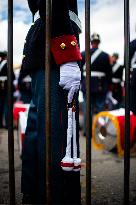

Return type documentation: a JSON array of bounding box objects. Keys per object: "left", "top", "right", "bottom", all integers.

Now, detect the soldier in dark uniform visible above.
[
  {"left": 110, "top": 53, "right": 124, "bottom": 109},
  {"left": 0, "top": 51, "right": 15, "bottom": 128},
  {"left": 81, "top": 33, "right": 112, "bottom": 135},
  {"left": 21, "top": 0, "right": 82, "bottom": 204},
  {"left": 130, "top": 39, "right": 136, "bottom": 114}
]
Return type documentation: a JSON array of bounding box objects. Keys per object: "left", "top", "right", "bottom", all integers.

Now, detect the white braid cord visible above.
[
  {"left": 66, "top": 108, "right": 73, "bottom": 157},
  {"left": 61, "top": 108, "right": 74, "bottom": 171},
  {"left": 61, "top": 102, "right": 81, "bottom": 172}
]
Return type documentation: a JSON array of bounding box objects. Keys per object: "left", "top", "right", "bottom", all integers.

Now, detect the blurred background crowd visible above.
[
  {"left": 0, "top": 32, "right": 135, "bottom": 130},
  {"left": 0, "top": 0, "right": 136, "bottom": 130}
]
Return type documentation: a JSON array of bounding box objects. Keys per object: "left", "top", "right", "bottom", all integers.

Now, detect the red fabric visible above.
[
  {"left": 117, "top": 114, "right": 136, "bottom": 149},
  {"left": 21, "top": 133, "right": 25, "bottom": 147},
  {"left": 73, "top": 165, "right": 81, "bottom": 169},
  {"left": 21, "top": 133, "right": 25, "bottom": 144},
  {"left": 108, "top": 84, "right": 113, "bottom": 91},
  {"left": 51, "top": 35, "right": 82, "bottom": 65},
  {"left": 61, "top": 162, "right": 74, "bottom": 167},
  {"left": 13, "top": 101, "right": 27, "bottom": 122}
]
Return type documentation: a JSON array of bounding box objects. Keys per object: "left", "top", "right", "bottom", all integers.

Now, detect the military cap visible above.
[
  {"left": 0, "top": 51, "right": 7, "bottom": 58},
  {"left": 112, "top": 52, "right": 119, "bottom": 59},
  {"left": 90, "top": 33, "right": 101, "bottom": 43}
]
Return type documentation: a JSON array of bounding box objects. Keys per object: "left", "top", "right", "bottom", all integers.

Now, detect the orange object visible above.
[{"left": 92, "top": 108, "right": 136, "bottom": 156}]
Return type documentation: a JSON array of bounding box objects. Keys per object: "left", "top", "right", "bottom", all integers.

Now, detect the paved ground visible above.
[
  {"left": 80, "top": 131, "right": 136, "bottom": 205},
  {"left": 0, "top": 129, "right": 136, "bottom": 205}
]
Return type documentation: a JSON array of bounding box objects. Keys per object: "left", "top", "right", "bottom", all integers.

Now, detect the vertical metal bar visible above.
[
  {"left": 85, "top": 0, "right": 91, "bottom": 204},
  {"left": 124, "top": 0, "right": 130, "bottom": 204},
  {"left": 45, "top": 0, "right": 52, "bottom": 204},
  {"left": 8, "top": 0, "right": 16, "bottom": 204}
]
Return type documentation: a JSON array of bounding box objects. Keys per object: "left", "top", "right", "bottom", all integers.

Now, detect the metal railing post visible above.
[
  {"left": 85, "top": 0, "right": 91, "bottom": 204},
  {"left": 124, "top": 0, "right": 130, "bottom": 204},
  {"left": 8, "top": 0, "right": 16, "bottom": 204},
  {"left": 45, "top": 0, "right": 52, "bottom": 204}
]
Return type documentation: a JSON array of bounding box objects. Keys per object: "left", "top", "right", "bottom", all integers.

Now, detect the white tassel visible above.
[
  {"left": 61, "top": 108, "right": 74, "bottom": 171},
  {"left": 61, "top": 100, "right": 81, "bottom": 172},
  {"left": 72, "top": 108, "right": 81, "bottom": 172}
]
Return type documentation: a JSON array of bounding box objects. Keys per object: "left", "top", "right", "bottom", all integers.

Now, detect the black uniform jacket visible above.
[
  {"left": 130, "top": 39, "right": 136, "bottom": 114},
  {"left": 111, "top": 62, "right": 124, "bottom": 102},
  {"left": 111, "top": 63, "right": 123, "bottom": 81},
  {"left": 81, "top": 48, "right": 112, "bottom": 93},
  {"left": 21, "top": 0, "right": 82, "bottom": 76}
]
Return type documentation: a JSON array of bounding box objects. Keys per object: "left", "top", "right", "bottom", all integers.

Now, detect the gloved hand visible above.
[
  {"left": 59, "top": 62, "right": 81, "bottom": 103},
  {"left": 107, "top": 91, "right": 118, "bottom": 105}
]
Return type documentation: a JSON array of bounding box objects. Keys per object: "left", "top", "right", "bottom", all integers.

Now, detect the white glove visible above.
[
  {"left": 59, "top": 62, "right": 81, "bottom": 103},
  {"left": 107, "top": 91, "right": 118, "bottom": 105}
]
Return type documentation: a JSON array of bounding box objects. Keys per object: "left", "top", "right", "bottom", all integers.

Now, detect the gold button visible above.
[
  {"left": 71, "top": 41, "right": 76, "bottom": 46},
  {"left": 60, "top": 43, "right": 66, "bottom": 50},
  {"left": 23, "top": 55, "right": 25, "bottom": 59}
]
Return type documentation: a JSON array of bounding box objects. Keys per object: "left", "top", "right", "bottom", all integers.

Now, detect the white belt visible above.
[
  {"left": 34, "top": 12, "right": 40, "bottom": 22},
  {"left": 91, "top": 71, "right": 106, "bottom": 77},
  {"left": 0, "top": 76, "right": 7, "bottom": 81},
  {"left": 83, "top": 71, "right": 106, "bottom": 77},
  {"left": 69, "top": 10, "right": 82, "bottom": 32},
  {"left": 112, "top": 78, "right": 121, "bottom": 83},
  {"left": 34, "top": 11, "right": 82, "bottom": 32}
]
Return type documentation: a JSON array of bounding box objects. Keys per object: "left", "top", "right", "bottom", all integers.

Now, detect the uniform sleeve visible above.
[
  {"left": 38, "top": 0, "right": 82, "bottom": 65},
  {"left": 51, "top": 34, "right": 82, "bottom": 65}
]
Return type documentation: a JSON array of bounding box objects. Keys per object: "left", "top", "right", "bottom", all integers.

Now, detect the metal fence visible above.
[
  {"left": 8, "top": 0, "right": 15, "bottom": 204},
  {"left": 7, "top": 0, "right": 130, "bottom": 204}
]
